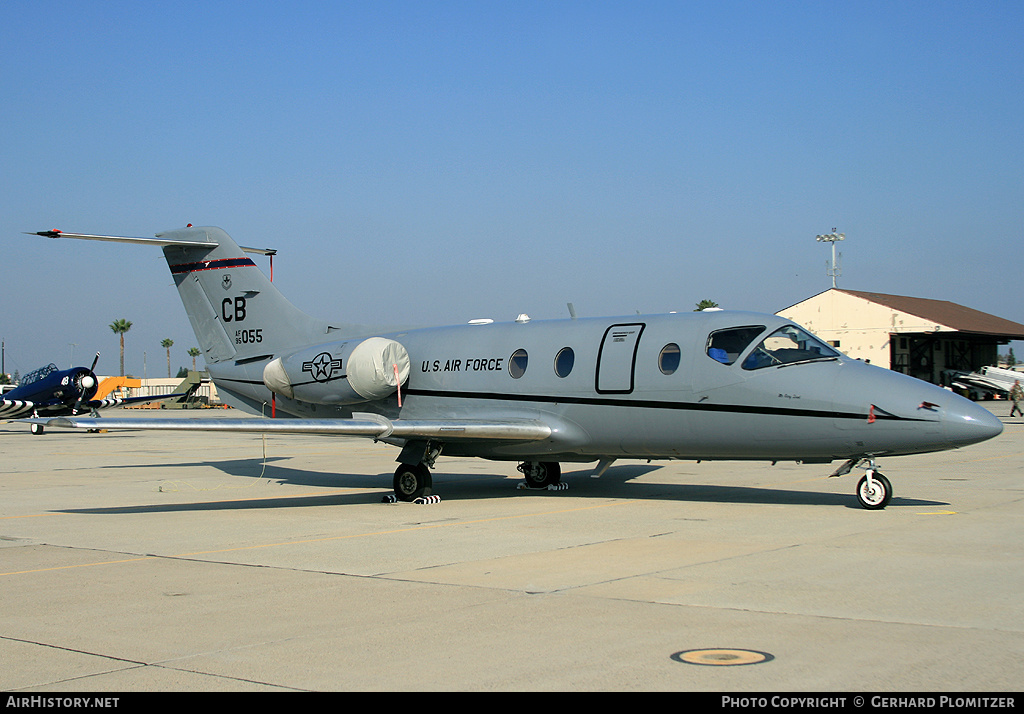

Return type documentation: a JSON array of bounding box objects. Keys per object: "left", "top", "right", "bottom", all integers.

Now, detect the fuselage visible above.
[
  {"left": 25, "top": 225, "right": 1006, "bottom": 509},
  {"left": 207, "top": 309, "right": 1003, "bottom": 465}
]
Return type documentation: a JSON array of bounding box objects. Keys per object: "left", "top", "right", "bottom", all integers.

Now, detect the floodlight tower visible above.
[{"left": 816, "top": 229, "right": 845, "bottom": 288}]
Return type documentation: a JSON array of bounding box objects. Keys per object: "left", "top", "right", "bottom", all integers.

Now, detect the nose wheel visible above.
[
  {"left": 856, "top": 470, "right": 892, "bottom": 510},
  {"left": 832, "top": 457, "right": 894, "bottom": 509}
]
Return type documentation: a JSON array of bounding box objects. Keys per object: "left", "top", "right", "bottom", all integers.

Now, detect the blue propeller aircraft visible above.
[
  {"left": 1, "top": 351, "right": 187, "bottom": 433},
  {"left": 24, "top": 226, "right": 1003, "bottom": 507}
]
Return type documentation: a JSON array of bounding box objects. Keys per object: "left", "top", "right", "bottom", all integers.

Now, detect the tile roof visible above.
[{"left": 837, "top": 289, "right": 1024, "bottom": 338}]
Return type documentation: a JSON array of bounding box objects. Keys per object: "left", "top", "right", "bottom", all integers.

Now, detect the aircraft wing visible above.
[
  {"left": 23, "top": 415, "right": 553, "bottom": 441},
  {"left": 3, "top": 393, "right": 190, "bottom": 421},
  {"left": 948, "top": 372, "right": 1006, "bottom": 394},
  {"left": 83, "top": 392, "right": 190, "bottom": 410},
  {"left": 0, "top": 399, "right": 35, "bottom": 419}
]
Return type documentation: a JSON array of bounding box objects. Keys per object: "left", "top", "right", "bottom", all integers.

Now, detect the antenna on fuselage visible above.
[{"left": 567, "top": 302, "right": 577, "bottom": 320}]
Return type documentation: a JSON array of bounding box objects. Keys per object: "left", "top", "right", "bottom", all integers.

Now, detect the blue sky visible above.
[{"left": 2, "top": 1, "right": 1022, "bottom": 377}]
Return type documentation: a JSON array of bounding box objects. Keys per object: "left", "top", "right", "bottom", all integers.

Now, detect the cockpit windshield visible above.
[
  {"left": 741, "top": 325, "right": 840, "bottom": 370},
  {"left": 22, "top": 363, "right": 58, "bottom": 385}
]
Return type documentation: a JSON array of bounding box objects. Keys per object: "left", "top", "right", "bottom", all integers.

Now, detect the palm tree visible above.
[
  {"left": 188, "top": 347, "right": 201, "bottom": 372},
  {"left": 161, "top": 338, "right": 174, "bottom": 377},
  {"left": 109, "top": 319, "right": 133, "bottom": 376}
]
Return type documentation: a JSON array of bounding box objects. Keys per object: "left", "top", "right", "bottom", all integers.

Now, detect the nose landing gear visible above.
[
  {"left": 832, "top": 456, "right": 893, "bottom": 510},
  {"left": 856, "top": 469, "right": 892, "bottom": 510}
]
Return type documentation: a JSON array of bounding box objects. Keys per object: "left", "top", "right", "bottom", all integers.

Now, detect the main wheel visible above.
[
  {"left": 520, "top": 461, "right": 561, "bottom": 488},
  {"left": 856, "top": 472, "right": 892, "bottom": 510},
  {"left": 30, "top": 423, "right": 45, "bottom": 435},
  {"left": 393, "top": 463, "right": 433, "bottom": 502}
]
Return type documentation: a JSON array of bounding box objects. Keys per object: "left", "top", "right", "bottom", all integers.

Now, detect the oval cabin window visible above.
[
  {"left": 508, "top": 349, "right": 529, "bottom": 379},
  {"left": 554, "top": 347, "right": 575, "bottom": 378},
  {"left": 659, "top": 343, "right": 681, "bottom": 375}
]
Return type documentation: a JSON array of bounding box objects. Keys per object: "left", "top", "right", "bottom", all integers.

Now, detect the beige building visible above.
[
  {"left": 94, "top": 372, "right": 223, "bottom": 408},
  {"left": 777, "top": 289, "right": 1024, "bottom": 384}
]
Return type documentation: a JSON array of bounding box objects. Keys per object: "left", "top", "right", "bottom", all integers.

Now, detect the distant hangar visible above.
[{"left": 777, "top": 288, "right": 1024, "bottom": 385}]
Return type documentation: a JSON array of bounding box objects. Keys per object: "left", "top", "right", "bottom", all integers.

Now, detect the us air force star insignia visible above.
[
  {"left": 302, "top": 352, "right": 343, "bottom": 382},
  {"left": 222, "top": 274, "right": 232, "bottom": 290}
]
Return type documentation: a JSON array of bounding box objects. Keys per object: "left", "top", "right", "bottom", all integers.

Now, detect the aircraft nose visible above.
[{"left": 942, "top": 399, "right": 1003, "bottom": 447}]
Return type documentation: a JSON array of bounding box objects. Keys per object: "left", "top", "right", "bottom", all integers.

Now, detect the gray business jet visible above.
[{"left": 26, "top": 227, "right": 1002, "bottom": 508}]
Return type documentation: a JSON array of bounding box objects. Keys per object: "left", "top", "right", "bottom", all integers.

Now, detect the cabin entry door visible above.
[{"left": 596, "top": 323, "right": 645, "bottom": 394}]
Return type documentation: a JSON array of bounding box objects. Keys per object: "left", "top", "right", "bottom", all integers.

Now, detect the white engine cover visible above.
[{"left": 263, "top": 337, "right": 410, "bottom": 404}]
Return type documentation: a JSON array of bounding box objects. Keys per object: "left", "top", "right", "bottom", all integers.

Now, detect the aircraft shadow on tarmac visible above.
[{"left": 56, "top": 457, "right": 948, "bottom": 515}]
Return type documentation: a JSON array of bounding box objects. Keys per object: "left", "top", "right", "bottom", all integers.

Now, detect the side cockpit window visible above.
[
  {"left": 742, "top": 325, "right": 840, "bottom": 370},
  {"left": 705, "top": 327, "right": 765, "bottom": 365}
]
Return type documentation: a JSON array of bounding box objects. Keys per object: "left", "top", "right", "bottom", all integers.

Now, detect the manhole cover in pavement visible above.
[{"left": 671, "top": 648, "right": 774, "bottom": 666}]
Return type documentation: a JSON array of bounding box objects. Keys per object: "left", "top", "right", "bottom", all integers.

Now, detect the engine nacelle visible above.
[{"left": 263, "top": 337, "right": 410, "bottom": 405}]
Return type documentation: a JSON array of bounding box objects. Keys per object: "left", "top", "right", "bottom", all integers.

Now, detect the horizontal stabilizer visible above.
[
  {"left": 25, "top": 416, "right": 553, "bottom": 441},
  {"left": 27, "top": 230, "right": 275, "bottom": 255}
]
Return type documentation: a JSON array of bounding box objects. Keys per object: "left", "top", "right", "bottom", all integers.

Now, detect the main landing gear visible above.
[
  {"left": 388, "top": 455, "right": 566, "bottom": 503},
  {"left": 392, "top": 463, "right": 433, "bottom": 502},
  {"left": 517, "top": 461, "right": 562, "bottom": 489},
  {"left": 390, "top": 440, "right": 442, "bottom": 503},
  {"left": 832, "top": 457, "right": 893, "bottom": 510}
]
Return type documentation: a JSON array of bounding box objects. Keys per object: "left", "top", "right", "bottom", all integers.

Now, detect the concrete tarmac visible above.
[{"left": 1, "top": 404, "right": 1022, "bottom": 692}]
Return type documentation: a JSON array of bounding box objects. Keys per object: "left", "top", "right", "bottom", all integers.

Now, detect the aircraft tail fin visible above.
[
  {"left": 157, "top": 226, "right": 334, "bottom": 364},
  {"left": 31, "top": 226, "right": 354, "bottom": 365}
]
